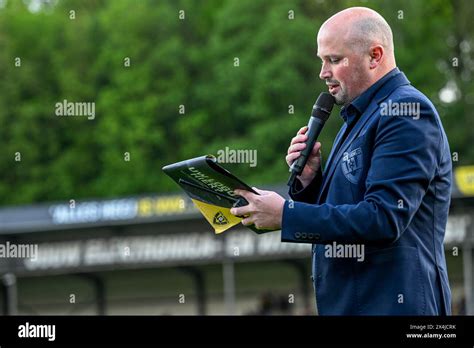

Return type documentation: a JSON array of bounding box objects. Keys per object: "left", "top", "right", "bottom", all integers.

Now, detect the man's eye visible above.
[{"left": 330, "top": 58, "right": 341, "bottom": 64}]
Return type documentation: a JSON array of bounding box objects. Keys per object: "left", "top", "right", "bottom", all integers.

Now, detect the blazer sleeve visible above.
[
  {"left": 288, "top": 168, "right": 323, "bottom": 204},
  {"left": 281, "top": 96, "right": 442, "bottom": 245}
]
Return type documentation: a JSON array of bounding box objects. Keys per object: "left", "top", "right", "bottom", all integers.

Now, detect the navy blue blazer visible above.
[{"left": 281, "top": 68, "right": 452, "bottom": 315}]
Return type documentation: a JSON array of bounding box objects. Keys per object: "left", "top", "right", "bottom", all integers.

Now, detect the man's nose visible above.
[{"left": 319, "top": 61, "right": 332, "bottom": 80}]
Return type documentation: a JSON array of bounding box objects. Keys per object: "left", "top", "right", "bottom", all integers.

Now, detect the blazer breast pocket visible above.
[{"left": 340, "top": 136, "right": 368, "bottom": 185}]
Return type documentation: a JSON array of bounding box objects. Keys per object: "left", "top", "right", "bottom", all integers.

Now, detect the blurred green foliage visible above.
[{"left": 0, "top": 0, "right": 472, "bottom": 205}]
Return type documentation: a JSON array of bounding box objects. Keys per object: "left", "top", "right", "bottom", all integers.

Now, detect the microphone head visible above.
[{"left": 311, "top": 92, "right": 335, "bottom": 120}]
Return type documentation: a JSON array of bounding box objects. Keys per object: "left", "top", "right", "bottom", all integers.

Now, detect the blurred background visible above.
[{"left": 0, "top": 0, "right": 473, "bottom": 315}]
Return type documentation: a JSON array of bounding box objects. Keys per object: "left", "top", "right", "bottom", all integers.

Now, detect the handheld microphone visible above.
[{"left": 287, "top": 92, "right": 335, "bottom": 187}]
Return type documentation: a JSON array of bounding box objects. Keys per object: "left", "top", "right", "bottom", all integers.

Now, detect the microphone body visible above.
[{"left": 287, "top": 92, "right": 335, "bottom": 187}]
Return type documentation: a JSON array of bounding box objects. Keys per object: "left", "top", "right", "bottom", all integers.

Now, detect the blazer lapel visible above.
[
  {"left": 322, "top": 122, "right": 347, "bottom": 175},
  {"left": 317, "top": 73, "right": 411, "bottom": 204}
]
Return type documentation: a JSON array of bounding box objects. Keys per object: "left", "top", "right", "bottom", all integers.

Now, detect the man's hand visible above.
[
  {"left": 286, "top": 126, "right": 323, "bottom": 188},
  {"left": 230, "top": 188, "right": 285, "bottom": 230}
]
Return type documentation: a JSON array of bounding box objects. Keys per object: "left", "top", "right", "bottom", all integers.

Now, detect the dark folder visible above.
[{"left": 162, "top": 155, "right": 275, "bottom": 234}]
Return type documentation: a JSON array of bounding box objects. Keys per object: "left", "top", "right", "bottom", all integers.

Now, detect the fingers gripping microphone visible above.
[{"left": 287, "top": 92, "right": 335, "bottom": 187}]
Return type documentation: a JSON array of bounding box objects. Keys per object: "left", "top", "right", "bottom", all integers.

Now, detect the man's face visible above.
[{"left": 317, "top": 29, "right": 370, "bottom": 106}]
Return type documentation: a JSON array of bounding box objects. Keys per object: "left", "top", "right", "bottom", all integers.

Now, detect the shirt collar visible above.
[{"left": 340, "top": 67, "right": 400, "bottom": 125}]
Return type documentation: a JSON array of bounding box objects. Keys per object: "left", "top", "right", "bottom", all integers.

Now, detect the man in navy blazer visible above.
[{"left": 230, "top": 7, "right": 452, "bottom": 315}]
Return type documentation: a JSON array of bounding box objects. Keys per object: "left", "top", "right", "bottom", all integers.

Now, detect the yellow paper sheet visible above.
[{"left": 191, "top": 198, "right": 242, "bottom": 234}]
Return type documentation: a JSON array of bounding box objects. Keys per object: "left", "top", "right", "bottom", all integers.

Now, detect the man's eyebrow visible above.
[{"left": 317, "top": 54, "right": 343, "bottom": 60}]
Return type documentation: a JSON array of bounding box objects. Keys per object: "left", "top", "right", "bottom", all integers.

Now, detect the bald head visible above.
[
  {"left": 317, "top": 7, "right": 397, "bottom": 105},
  {"left": 319, "top": 7, "right": 395, "bottom": 64}
]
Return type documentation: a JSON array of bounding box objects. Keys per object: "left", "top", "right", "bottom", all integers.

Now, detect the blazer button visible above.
[
  {"left": 308, "top": 233, "right": 314, "bottom": 239},
  {"left": 314, "top": 233, "right": 321, "bottom": 240},
  {"left": 295, "top": 232, "right": 301, "bottom": 239}
]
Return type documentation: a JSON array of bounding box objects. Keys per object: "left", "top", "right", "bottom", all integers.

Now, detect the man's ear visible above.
[{"left": 369, "top": 45, "right": 384, "bottom": 69}]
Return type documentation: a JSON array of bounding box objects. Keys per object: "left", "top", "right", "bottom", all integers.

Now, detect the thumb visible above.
[
  {"left": 252, "top": 187, "right": 271, "bottom": 195},
  {"left": 312, "top": 142, "right": 322, "bottom": 155}
]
